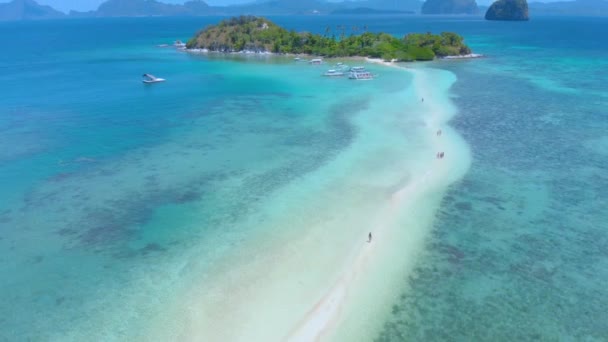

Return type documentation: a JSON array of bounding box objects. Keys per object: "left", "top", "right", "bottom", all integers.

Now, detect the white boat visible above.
[
  {"left": 294, "top": 57, "right": 301, "bottom": 61},
  {"left": 174, "top": 40, "right": 186, "bottom": 48},
  {"left": 323, "top": 69, "right": 345, "bottom": 77},
  {"left": 142, "top": 74, "right": 165, "bottom": 84},
  {"left": 349, "top": 66, "right": 366, "bottom": 72},
  {"left": 309, "top": 58, "right": 323, "bottom": 65},
  {"left": 348, "top": 71, "right": 374, "bottom": 80}
]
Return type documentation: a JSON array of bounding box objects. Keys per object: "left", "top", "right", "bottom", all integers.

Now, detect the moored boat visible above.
[
  {"left": 348, "top": 71, "right": 374, "bottom": 80},
  {"left": 142, "top": 74, "right": 166, "bottom": 84},
  {"left": 323, "top": 69, "right": 345, "bottom": 77},
  {"left": 309, "top": 58, "right": 323, "bottom": 65}
]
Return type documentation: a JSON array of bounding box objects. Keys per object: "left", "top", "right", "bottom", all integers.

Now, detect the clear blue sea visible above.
[{"left": 0, "top": 15, "right": 606, "bottom": 340}]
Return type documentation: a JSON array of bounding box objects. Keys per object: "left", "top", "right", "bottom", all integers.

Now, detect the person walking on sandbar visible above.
[{"left": 368, "top": 232, "right": 372, "bottom": 243}]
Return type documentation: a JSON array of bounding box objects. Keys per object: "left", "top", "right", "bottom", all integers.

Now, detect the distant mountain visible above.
[
  {"left": 3, "top": 0, "right": 608, "bottom": 20},
  {"left": 330, "top": 7, "right": 415, "bottom": 14},
  {"left": 219, "top": 0, "right": 422, "bottom": 15},
  {"left": 341, "top": 0, "right": 423, "bottom": 12},
  {"left": 98, "top": 0, "right": 209, "bottom": 16},
  {"left": 421, "top": 0, "right": 479, "bottom": 14},
  {"left": 0, "top": 0, "right": 65, "bottom": 21},
  {"left": 71, "top": 0, "right": 212, "bottom": 17},
  {"left": 184, "top": 0, "right": 211, "bottom": 12},
  {"left": 529, "top": 0, "right": 608, "bottom": 15},
  {"left": 221, "top": 0, "right": 333, "bottom": 15}
]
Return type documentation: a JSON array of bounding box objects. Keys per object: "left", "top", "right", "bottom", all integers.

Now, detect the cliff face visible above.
[
  {"left": 485, "top": 0, "right": 529, "bottom": 20},
  {"left": 421, "top": 0, "right": 478, "bottom": 14},
  {"left": 0, "top": 0, "right": 65, "bottom": 21}
]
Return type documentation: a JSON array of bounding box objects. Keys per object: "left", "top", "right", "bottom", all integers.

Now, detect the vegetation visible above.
[{"left": 186, "top": 16, "right": 472, "bottom": 61}]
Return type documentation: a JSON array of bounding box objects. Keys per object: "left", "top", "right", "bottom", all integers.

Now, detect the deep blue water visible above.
[{"left": 1, "top": 15, "right": 607, "bottom": 340}]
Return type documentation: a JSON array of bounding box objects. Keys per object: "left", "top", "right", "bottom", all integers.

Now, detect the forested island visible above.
[{"left": 186, "top": 16, "right": 473, "bottom": 61}]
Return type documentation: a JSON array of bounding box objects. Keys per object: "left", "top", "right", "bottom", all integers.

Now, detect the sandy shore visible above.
[{"left": 285, "top": 59, "right": 471, "bottom": 341}]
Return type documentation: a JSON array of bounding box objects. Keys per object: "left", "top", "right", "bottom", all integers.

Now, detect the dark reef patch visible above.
[
  {"left": 454, "top": 201, "right": 472, "bottom": 211},
  {"left": 375, "top": 55, "right": 608, "bottom": 340}
]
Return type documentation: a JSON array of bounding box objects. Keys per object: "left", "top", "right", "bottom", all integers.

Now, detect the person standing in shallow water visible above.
[{"left": 368, "top": 232, "right": 372, "bottom": 243}]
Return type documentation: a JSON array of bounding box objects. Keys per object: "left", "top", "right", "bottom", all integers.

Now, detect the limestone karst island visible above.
[
  {"left": 186, "top": 16, "right": 473, "bottom": 61},
  {"left": 485, "top": 0, "right": 530, "bottom": 20}
]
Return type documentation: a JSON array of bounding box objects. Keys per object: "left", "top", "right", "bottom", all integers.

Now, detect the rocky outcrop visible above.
[
  {"left": 421, "top": 0, "right": 478, "bottom": 14},
  {"left": 485, "top": 0, "right": 529, "bottom": 20}
]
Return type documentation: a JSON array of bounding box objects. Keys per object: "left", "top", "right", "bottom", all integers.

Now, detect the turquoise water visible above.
[
  {"left": 374, "top": 17, "right": 608, "bottom": 340},
  {"left": 1, "top": 16, "right": 607, "bottom": 340}
]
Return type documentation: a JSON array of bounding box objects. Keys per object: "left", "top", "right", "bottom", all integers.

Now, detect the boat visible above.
[
  {"left": 348, "top": 71, "right": 374, "bottom": 80},
  {"left": 174, "top": 40, "right": 186, "bottom": 48},
  {"left": 349, "top": 66, "right": 366, "bottom": 72},
  {"left": 309, "top": 58, "right": 323, "bottom": 65},
  {"left": 323, "top": 69, "right": 345, "bottom": 77},
  {"left": 142, "top": 74, "right": 165, "bottom": 84},
  {"left": 294, "top": 57, "right": 301, "bottom": 61}
]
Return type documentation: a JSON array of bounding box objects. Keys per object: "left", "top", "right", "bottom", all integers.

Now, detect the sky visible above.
[{"left": 2, "top": 0, "right": 572, "bottom": 14}]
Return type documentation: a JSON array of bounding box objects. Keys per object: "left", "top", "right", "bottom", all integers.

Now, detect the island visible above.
[
  {"left": 485, "top": 0, "right": 530, "bottom": 20},
  {"left": 0, "top": 0, "right": 65, "bottom": 21},
  {"left": 186, "top": 16, "right": 473, "bottom": 62},
  {"left": 421, "top": 0, "right": 479, "bottom": 14}
]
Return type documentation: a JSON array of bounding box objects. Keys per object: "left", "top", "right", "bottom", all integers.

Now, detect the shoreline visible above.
[
  {"left": 441, "top": 53, "right": 484, "bottom": 59},
  {"left": 184, "top": 48, "right": 482, "bottom": 62}
]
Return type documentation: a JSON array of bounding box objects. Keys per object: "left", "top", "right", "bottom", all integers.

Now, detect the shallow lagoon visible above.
[{"left": 1, "top": 15, "right": 607, "bottom": 340}]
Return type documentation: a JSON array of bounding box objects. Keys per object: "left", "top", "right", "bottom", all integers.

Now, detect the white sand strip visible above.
[{"left": 286, "top": 62, "right": 471, "bottom": 341}]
